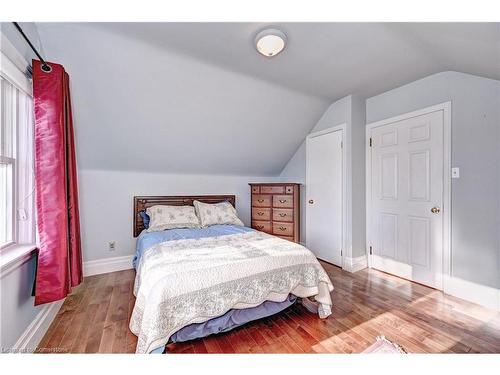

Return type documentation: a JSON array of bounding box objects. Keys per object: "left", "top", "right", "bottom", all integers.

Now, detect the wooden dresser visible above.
[{"left": 249, "top": 183, "right": 300, "bottom": 243}]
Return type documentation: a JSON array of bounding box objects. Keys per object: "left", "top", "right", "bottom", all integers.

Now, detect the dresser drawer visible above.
[
  {"left": 272, "top": 208, "right": 294, "bottom": 222},
  {"left": 285, "top": 185, "right": 295, "bottom": 194},
  {"left": 275, "top": 235, "right": 294, "bottom": 242},
  {"left": 272, "top": 222, "right": 294, "bottom": 236},
  {"left": 252, "top": 207, "right": 271, "bottom": 221},
  {"left": 273, "top": 195, "right": 293, "bottom": 208},
  {"left": 252, "top": 220, "right": 272, "bottom": 233},
  {"left": 251, "top": 186, "right": 260, "bottom": 194},
  {"left": 252, "top": 194, "right": 272, "bottom": 207},
  {"left": 261, "top": 185, "right": 285, "bottom": 194}
]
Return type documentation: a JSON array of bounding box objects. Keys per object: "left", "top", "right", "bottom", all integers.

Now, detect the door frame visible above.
[
  {"left": 365, "top": 102, "right": 451, "bottom": 290},
  {"left": 306, "top": 124, "right": 347, "bottom": 268}
]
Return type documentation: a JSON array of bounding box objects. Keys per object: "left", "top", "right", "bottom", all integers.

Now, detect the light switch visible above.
[{"left": 451, "top": 167, "right": 460, "bottom": 179}]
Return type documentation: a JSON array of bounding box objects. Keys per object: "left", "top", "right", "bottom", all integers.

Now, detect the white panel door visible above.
[
  {"left": 306, "top": 129, "right": 343, "bottom": 266},
  {"left": 369, "top": 110, "right": 444, "bottom": 289}
]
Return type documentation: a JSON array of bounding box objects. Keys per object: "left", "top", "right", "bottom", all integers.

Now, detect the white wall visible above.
[
  {"left": 0, "top": 257, "right": 43, "bottom": 349},
  {"left": 79, "top": 169, "right": 276, "bottom": 261},
  {"left": 279, "top": 95, "right": 366, "bottom": 259},
  {"left": 279, "top": 143, "right": 307, "bottom": 241},
  {"left": 367, "top": 71, "right": 500, "bottom": 290}
]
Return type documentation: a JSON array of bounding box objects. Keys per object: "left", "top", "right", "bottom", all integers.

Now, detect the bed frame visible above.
[{"left": 133, "top": 195, "right": 236, "bottom": 237}]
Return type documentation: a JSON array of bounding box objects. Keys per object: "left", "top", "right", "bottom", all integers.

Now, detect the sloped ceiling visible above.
[
  {"left": 93, "top": 22, "right": 500, "bottom": 99},
  {"left": 31, "top": 23, "right": 500, "bottom": 175},
  {"left": 35, "top": 23, "right": 329, "bottom": 175}
]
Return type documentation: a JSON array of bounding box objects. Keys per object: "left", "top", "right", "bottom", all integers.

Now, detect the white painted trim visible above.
[
  {"left": 342, "top": 255, "right": 368, "bottom": 273},
  {"left": 12, "top": 300, "right": 64, "bottom": 353},
  {"left": 0, "top": 31, "right": 30, "bottom": 74},
  {"left": 441, "top": 102, "right": 452, "bottom": 278},
  {"left": 307, "top": 124, "right": 345, "bottom": 139},
  {"left": 0, "top": 32, "right": 32, "bottom": 96},
  {"left": 365, "top": 102, "right": 452, "bottom": 291},
  {"left": 443, "top": 276, "right": 500, "bottom": 312},
  {"left": 0, "top": 244, "right": 37, "bottom": 279},
  {"left": 83, "top": 255, "right": 134, "bottom": 277},
  {"left": 365, "top": 126, "right": 373, "bottom": 269},
  {"left": 306, "top": 124, "right": 348, "bottom": 268},
  {"left": 366, "top": 102, "right": 452, "bottom": 129}
]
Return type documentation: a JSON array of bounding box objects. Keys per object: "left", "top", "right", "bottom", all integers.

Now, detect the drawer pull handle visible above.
[
  {"left": 279, "top": 213, "right": 287, "bottom": 217},
  {"left": 256, "top": 225, "right": 264, "bottom": 230},
  {"left": 257, "top": 212, "right": 264, "bottom": 216},
  {"left": 257, "top": 199, "right": 265, "bottom": 203},
  {"left": 279, "top": 199, "right": 287, "bottom": 203},
  {"left": 278, "top": 226, "right": 287, "bottom": 231}
]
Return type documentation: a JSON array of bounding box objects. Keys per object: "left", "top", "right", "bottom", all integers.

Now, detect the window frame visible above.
[
  {"left": 0, "top": 41, "right": 34, "bottom": 253},
  {"left": 0, "top": 154, "right": 17, "bottom": 249}
]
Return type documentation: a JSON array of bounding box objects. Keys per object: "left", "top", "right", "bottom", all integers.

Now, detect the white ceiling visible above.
[
  {"left": 13, "top": 22, "right": 500, "bottom": 175},
  {"left": 95, "top": 22, "right": 500, "bottom": 100}
]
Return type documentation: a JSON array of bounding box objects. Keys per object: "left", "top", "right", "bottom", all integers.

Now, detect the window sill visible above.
[{"left": 0, "top": 243, "right": 37, "bottom": 278}]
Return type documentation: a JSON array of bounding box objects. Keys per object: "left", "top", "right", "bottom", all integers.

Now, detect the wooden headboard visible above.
[{"left": 133, "top": 195, "right": 236, "bottom": 237}]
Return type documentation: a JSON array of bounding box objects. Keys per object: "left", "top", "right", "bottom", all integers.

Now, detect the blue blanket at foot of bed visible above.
[{"left": 150, "top": 295, "right": 297, "bottom": 353}]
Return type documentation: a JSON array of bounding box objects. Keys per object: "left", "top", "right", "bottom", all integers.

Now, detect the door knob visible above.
[
  {"left": 431, "top": 207, "right": 441, "bottom": 214},
  {"left": 308, "top": 199, "right": 314, "bottom": 204}
]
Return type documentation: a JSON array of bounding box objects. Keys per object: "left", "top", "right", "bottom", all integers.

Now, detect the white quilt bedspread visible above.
[{"left": 129, "top": 231, "right": 334, "bottom": 353}]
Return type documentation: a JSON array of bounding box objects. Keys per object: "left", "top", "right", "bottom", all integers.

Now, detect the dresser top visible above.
[{"left": 248, "top": 183, "right": 301, "bottom": 186}]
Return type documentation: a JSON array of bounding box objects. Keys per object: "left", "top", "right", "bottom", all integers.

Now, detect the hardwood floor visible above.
[{"left": 36, "top": 262, "right": 500, "bottom": 354}]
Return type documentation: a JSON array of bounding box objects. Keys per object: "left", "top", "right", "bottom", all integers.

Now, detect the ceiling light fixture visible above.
[{"left": 254, "top": 29, "right": 287, "bottom": 57}]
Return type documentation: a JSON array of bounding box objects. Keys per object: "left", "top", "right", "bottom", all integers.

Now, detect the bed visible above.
[{"left": 130, "top": 195, "right": 334, "bottom": 353}]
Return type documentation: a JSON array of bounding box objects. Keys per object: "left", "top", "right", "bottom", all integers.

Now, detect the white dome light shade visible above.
[{"left": 255, "top": 29, "right": 287, "bottom": 57}]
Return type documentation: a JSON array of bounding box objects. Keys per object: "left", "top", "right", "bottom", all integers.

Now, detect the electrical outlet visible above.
[
  {"left": 108, "top": 241, "right": 116, "bottom": 251},
  {"left": 18, "top": 208, "right": 28, "bottom": 221}
]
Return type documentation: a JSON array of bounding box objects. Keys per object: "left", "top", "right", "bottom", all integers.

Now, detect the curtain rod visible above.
[{"left": 12, "top": 22, "right": 52, "bottom": 72}]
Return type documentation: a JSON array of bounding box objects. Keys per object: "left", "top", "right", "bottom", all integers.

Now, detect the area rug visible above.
[{"left": 362, "top": 336, "right": 407, "bottom": 353}]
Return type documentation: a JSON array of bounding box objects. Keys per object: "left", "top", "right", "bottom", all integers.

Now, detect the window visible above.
[
  {"left": 0, "top": 76, "right": 16, "bottom": 247},
  {"left": 0, "top": 63, "right": 34, "bottom": 249}
]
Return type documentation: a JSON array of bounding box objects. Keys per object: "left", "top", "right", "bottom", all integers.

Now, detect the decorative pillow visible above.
[
  {"left": 193, "top": 200, "right": 244, "bottom": 227},
  {"left": 146, "top": 205, "right": 201, "bottom": 232},
  {"left": 139, "top": 210, "right": 150, "bottom": 229}
]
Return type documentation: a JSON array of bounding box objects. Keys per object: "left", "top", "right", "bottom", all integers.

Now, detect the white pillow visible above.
[
  {"left": 146, "top": 205, "right": 201, "bottom": 232},
  {"left": 193, "top": 200, "right": 244, "bottom": 227}
]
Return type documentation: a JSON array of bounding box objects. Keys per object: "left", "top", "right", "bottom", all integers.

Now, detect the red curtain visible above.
[{"left": 33, "top": 60, "right": 82, "bottom": 305}]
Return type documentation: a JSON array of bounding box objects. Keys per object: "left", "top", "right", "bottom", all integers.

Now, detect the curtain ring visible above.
[{"left": 41, "top": 63, "right": 52, "bottom": 73}]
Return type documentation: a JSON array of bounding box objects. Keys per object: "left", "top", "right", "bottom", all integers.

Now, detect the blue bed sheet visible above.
[{"left": 133, "top": 224, "right": 254, "bottom": 268}]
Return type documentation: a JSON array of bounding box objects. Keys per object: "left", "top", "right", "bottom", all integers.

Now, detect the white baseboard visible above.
[
  {"left": 83, "top": 255, "right": 134, "bottom": 277},
  {"left": 443, "top": 275, "right": 500, "bottom": 311},
  {"left": 13, "top": 299, "right": 64, "bottom": 353},
  {"left": 343, "top": 255, "right": 368, "bottom": 273}
]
